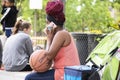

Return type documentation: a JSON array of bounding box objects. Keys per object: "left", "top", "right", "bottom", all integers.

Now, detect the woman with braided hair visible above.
[{"left": 25, "top": 0, "right": 80, "bottom": 80}]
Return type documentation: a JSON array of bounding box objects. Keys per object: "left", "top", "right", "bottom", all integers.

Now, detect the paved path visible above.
[{"left": 0, "top": 70, "right": 31, "bottom": 80}]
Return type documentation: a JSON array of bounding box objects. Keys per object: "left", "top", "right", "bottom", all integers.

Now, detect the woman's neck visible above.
[{"left": 55, "top": 26, "right": 64, "bottom": 32}]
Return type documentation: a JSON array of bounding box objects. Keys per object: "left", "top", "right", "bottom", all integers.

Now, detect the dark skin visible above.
[{"left": 44, "top": 20, "right": 71, "bottom": 61}]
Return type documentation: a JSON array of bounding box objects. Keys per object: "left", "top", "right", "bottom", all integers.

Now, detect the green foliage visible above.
[
  {"left": 16, "top": 0, "right": 48, "bottom": 34},
  {"left": 65, "top": 0, "right": 115, "bottom": 33},
  {"left": 0, "top": 30, "right": 3, "bottom": 35},
  {"left": 0, "top": 0, "right": 120, "bottom": 34}
]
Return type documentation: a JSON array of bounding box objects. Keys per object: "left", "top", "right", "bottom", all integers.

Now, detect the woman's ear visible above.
[
  {"left": 23, "top": 28, "right": 27, "bottom": 32},
  {"left": 23, "top": 28, "right": 27, "bottom": 31}
]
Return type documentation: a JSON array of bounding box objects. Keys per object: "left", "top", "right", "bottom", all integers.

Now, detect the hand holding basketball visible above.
[{"left": 29, "top": 50, "right": 52, "bottom": 72}]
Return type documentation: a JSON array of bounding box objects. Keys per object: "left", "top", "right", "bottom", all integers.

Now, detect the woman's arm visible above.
[
  {"left": 25, "top": 38, "right": 33, "bottom": 56},
  {"left": 0, "top": 7, "right": 11, "bottom": 23},
  {"left": 46, "top": 31, "right": 68, "bottom": 60},
  {"left": 44, "top": 22, "right": 70, "bottom": 60}
]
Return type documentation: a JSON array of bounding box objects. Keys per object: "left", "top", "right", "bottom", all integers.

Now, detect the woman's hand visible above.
[
  {"left": 44, "top": 22, "right": 57, "bottom": 50},
  {"left": 44, "top": 22, "right": 57, "bottom": 41}
]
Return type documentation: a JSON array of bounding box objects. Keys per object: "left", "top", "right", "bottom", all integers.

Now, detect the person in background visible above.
[
  {"left": 0, "top": 40, "right": 2, "bottom": 69},
  {"left": 25, "top": 0, "right": 80, "bottom": 80},
  {"left": 1, "top": 0, "right": 6, "bottom": 14},
  {"left": 0, "top": 0, "right": 18, "bottom": 38},
  {"left": 2, "top": 19, "right": 33, "bottom": 71},
  {"left": 0, "top": 0, "right": 6, "bottom": 69},
  {"left": 1, "top": 0, "right": 6, "bottom": 32}
]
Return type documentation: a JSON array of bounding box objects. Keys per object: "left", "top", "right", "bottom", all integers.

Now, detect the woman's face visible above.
[
  {"left": 24, "top": 26, "right": 32, "bottom": 34},
  {"left": 5, "top": 0, "right": 13, "bottom": 7},
  {"left": 46, "top": 19, "right": 51, "bottom": 26}
]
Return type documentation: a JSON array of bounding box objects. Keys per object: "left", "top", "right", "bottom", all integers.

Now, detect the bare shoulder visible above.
[
  {"left": 55, "top": 30, "right": 70, "bottom": 37},
  {"left": 55, "top": 30, "right": 71, "bottom": 46}
]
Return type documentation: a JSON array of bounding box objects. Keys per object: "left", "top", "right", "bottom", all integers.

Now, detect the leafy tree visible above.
[
  {"left": 65, "top": 0, "right": 115, "bottom": 33},
  {"left": 16, "top": 0, "right": 47, "bottom": 35},
  {"left": 0, "top": 0, "right": 120, "bottom": 34}
]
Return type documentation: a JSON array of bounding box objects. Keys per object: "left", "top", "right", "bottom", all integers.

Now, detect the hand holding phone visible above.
[
  {"left": 47, "top": 26, "right": 53, "bottom": 31},
  {"left": 47, "top": 22, "right": 56, "bottom": 31},
  {"left": 44, "top": 22, "right": 56, "bottom": 35}
]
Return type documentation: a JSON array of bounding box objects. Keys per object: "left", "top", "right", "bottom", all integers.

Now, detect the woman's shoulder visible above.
[
  {"left": 55, "top": 30, "right": 71, "bottom": 47},
  {"left": 17, "top": 32, "right": 30, "bottom": 39},
  {"left": 56, "top": 30, "right": 70, "bottom": 36},
  {"left": 57, "top": 30, "right": 71, "bottom": 38}
]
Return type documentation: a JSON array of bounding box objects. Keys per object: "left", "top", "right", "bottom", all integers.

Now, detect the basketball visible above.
[{"left": 29, "top": 50, "right": 52, "bottom": 72}]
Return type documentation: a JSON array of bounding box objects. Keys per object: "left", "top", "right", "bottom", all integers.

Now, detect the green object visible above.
[
  {"left": 102, "top": 58, "right": 119, "bottom": 80},
  {"left": 87, "top": 30, "right": 120, "bottom": 80}
]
